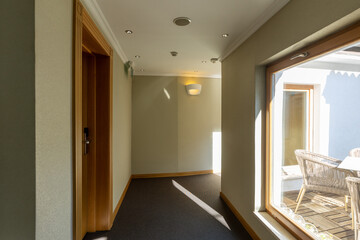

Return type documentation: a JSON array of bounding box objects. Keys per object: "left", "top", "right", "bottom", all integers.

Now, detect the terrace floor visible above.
[{"left": 284, "top": 190, "right": 354, "bottom": 240}]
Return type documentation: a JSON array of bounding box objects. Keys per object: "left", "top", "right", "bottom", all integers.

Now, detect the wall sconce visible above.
[{"left": 185, "top": 84, "right": 202, "bottom": 96}]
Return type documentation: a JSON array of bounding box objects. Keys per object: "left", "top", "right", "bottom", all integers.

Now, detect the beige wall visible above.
[
  {"left": 132, "top": 76, "right": 179, "bottom": 173},
  {"left": 35, "top": 0, "right": 73, "bottom": 239},
  {"left": 222, "top": 0, "right": 360, "bottom": 239},
  {"left": 35, "top": 1, "right": 133, "bottom": 238},
  {"left": 177, "top": 77, "right": 221, "bottom": 172},
  {"left": 112, "top": 53, "right": 132, "bottom": 211},
  {"left": 132, "top": 76, "right": 221, "bottom": 174}
]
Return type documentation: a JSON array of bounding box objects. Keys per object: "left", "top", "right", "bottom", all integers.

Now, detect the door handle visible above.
[
  {"left": 84, "top": 127, "right": 91, "bottom": 155},
  {"left": 83, "top": 138, "right": 91, "bottom": 155}
]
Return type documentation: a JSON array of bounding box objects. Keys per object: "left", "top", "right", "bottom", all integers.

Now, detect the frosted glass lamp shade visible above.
[{"left": 185, "top": 84, "right": 202, "bottom": 96}]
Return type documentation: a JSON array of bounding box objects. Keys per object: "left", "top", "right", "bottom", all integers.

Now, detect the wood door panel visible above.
[
  {"left": 83, "top": 53, "right": 97, "bottom": 233},
  {"left": 95, "top": 55, "right": 112, "bottom": 230},
  {"left": 81, "top": 53, "right": 88, "bottom": 239}
]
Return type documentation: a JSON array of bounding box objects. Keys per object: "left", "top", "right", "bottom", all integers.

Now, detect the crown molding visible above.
[
  {"left": 134, "top": 72, "right": 221, "bottom": 79},
  {"left": 81, "top": 0, "right": 128, "bottom": 63},
  {"left": 220, "top": 0, "right": 289, "bottom": 61}
]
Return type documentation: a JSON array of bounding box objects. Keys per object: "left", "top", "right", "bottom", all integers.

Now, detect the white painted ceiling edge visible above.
[
  {"left": 81, "top": 0, "right": 128, "bottom": 63},
  {"left": 135, "top": 72, "right": 221, "bottom": 79},
  {"left": 220, "top": 0, "right": 289, "bottom": 61},
  {"left": 81, "top": 0, "right": 289, "bottom": 78}
]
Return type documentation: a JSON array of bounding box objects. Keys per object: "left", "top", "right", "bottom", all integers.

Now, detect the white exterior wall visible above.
[{"left": 275, "top": 67, "right": 360, "bottom": 160}]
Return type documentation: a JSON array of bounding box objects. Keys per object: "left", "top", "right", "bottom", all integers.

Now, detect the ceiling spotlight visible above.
[
  {"left": 125, "top": 30, "right": 133, "bottom": 34},
  {"left": 222, "top": 33, "right": 229, "bottom": 38},
  {"left": 201, "top": 61, "right": 207, "bottom": 63},
  {"left": 173, "top": 17, "right": 191, "bottom": 26},
  {"left": 170, "top": 51, "right": 178, "bottom": 57},
  {"left": 135, "top": 55, "right": 140, "bottom": 58},
  {"left": 210, "top": 58, "right": 218, "bottom": 63}
]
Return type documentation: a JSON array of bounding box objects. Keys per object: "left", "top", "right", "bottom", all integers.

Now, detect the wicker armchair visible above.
[
  {"left": 294, "top": 149, "right": 356, "bottom": 213},
  {"left": 350, "top": 148, "right": 360, "bottom": 158},
  {"left": 346, "top": 177, "right": 360, "bottom": 239}
]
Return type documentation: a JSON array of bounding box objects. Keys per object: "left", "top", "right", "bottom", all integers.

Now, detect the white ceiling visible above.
[{"left": 85, "top": 0, "right": 289, "bottom": 78}]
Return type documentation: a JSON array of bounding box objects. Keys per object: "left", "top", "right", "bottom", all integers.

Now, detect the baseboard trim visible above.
[
  {"left": 220, "top": 192, "right": 260, "bottom": 240},
  {"left": 132, "top": 170, "right": 213, "bottom": 179},
  {"left": 111, "top": 176, "right": 132, "bottom": 224}
]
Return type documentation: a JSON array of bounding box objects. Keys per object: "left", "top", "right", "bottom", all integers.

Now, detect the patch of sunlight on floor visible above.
[
  {"left": 172, "top": 180, "right": 231, "bottom": 230},
  {"left": 312, "top": 194, "right": 344, "bottom": 207},
  {"left": 93, "top": 237, "right": 107, "bottom": 240}
]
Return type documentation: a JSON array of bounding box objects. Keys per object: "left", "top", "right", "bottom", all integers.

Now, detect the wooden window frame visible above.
[{"left": 266, "top": 22, "right": 360, "bottom": 239}]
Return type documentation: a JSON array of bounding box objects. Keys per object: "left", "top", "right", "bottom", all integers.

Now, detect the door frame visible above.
[
  {"left": 283, "top": 84, "right": 314, "bottom": 152},
  {"left": 74, "top": 1, "right": 113, "bottom": 239}
]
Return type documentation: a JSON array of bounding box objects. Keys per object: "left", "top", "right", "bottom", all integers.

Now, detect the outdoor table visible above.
[
  {"left": 338, "top": 156, "right": 360, "bottom": 171},
  {"left": 337, "top": 156, "right": 360, "bottom": 225}
]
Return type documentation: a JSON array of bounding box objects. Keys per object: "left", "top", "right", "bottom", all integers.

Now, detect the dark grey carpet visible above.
[{"left": 84, "top": 174, "right": 252, "bottom": 240}]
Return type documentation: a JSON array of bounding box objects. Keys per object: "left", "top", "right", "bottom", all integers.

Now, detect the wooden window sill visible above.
[{"left": 254, "top": 211, "right": 296, "bottom": 240}]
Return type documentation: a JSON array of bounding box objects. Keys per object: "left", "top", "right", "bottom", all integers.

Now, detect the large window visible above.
[{"left": 266, "top": 23, "right": 360, "bottom": 240}]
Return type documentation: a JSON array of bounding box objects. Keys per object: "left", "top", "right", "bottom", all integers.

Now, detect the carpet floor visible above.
[{"left": 84, "top": 174, "right": 252, "bottom": 240}]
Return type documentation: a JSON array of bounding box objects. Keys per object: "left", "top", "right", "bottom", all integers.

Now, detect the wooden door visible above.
[{"left": 82, "top": 52, "right": 97, "bottom": 238}]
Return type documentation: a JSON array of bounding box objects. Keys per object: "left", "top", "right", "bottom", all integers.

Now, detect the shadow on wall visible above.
[{"left": 323, "top": 71, "right": 360, "bottom": 159}]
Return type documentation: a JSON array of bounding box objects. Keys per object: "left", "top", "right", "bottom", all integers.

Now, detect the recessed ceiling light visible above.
[
  {"left": 135, "top": 55, "right": 140, "bottom": 58},
  {"left": 125, "top": 30, "right": 133, "bottom": 34},
  {"left": 170, "top": 51, "right": 178, "bottom": 57},
  {"left": 173, "top": 17, "right": 191, "bottom": 26},
  {"left": 202, "top": 61, "right": 207, "bottom": 63},
  {"left": 222, "top": 33, "right": 229, "bottom": 38}
]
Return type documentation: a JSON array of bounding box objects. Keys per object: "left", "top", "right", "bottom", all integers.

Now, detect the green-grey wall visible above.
[
  {"left": 222, "top": 0, "right": 360, "bottom": 239},
  {"left": 0, "top": 0, "right": 35, "bottom": 239},
  {"left": 132, "top": 76, "right": 221, "bottom": 174}
]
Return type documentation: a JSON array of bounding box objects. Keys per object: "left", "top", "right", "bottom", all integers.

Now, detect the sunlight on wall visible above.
[
  {"left": 163, "top": 88, "right": 171, "bottom": 100},
  {"left": 254, "top": 110, "right": 262, "bottom": 211},
  {"left": 172, "top": 180, "right": 230, "bottom": 230},
  {"left": 334, "top": 70, "right": 360, "bottom": 78},
  {"left": 212, "top": 132, "right": 222, "bottom": 173},
  {"left": 273, "top": 73, "right": 283, "bottom": 205}
]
